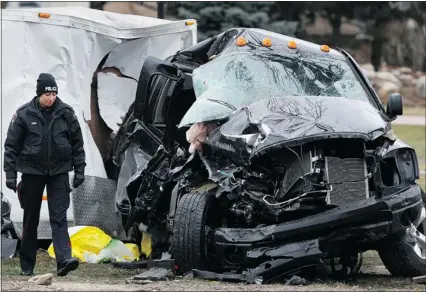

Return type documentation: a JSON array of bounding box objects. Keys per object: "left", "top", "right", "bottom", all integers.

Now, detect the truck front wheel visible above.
[{"left": 172, "top": 190, "right": 220, "bottom": 274}]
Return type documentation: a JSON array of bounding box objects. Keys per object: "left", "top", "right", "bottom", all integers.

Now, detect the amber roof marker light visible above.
[
  {"left": 262, "top": 38, "right": 272, "bottom": 47},
  {"left": 320, "top": 45, "right": 330, "bottom": 52},
  {"left": 236, "top": 37, "right": 247, "bottom": 46},
  {"left": 38, "top": 12, "right": 51, "bottom": 18},
  {"left": 185, "top": 20, "right": 196, "bottom": 26},
  {"left": 288, "top": 40, "right": 297, "bottom": 49}
]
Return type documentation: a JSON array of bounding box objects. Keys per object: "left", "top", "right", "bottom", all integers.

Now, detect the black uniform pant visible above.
[{"left": 18, "top": 173, "right": 72, "bottom": 271}]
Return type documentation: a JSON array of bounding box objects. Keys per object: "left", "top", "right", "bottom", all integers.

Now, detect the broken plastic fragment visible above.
[
  {"left": 285, "top": 275, "right": 309, "bottom": 285},
  {"left": 161, "top": 252, "right": 171, "bottom": 260}
]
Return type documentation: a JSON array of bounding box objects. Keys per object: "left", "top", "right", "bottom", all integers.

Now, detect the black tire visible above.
[
  {"left": 172, "top": 191, "right": 219, "bottom": 274},
  {"left": 378, "top": 188, "right": 426, "bottom": 277}
]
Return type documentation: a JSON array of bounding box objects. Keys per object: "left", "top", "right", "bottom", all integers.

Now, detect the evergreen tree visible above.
[{"left": 167, "top": 2, "right": 298, "bottom": 41}]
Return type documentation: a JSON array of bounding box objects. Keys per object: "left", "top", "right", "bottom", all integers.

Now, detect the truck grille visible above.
[{"left": 325, "top": 157, "right": 368, "bottom": 206}]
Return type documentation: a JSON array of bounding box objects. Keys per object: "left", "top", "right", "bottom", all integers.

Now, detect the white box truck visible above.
[{"left": 1, "top": 6, "right": 197, "bottom": 240}]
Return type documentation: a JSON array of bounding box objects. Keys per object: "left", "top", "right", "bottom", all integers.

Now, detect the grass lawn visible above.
[
  {"left": 418, "top": 176, "right": 426, "bottom": 190},
  {"left": 1, "top": 250, "right": 139, "bottom": 283},
  {"left": 392, "top": 124, "right": 425, "bottom": 157},
  {"left": 403, "top": 106, "right": 426, "bottom": 116},
  {"left": 392, "top": 124, "right": 425, "bottom": 189}
]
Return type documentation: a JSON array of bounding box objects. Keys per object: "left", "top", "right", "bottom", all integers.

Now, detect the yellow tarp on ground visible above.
[
  {"left": 125, "top": 243, "right": 141, "bottom": 261},
  {"left": 48, "top": 226, "right": 111, "bottom": 262},
  {"left": 48, "top": 226, "right": 140, "bottom": 263}
]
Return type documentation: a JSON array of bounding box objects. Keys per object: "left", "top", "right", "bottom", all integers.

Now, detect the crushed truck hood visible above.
[{"left": 206, "top": 95, "right": 389, "bottom": 158}]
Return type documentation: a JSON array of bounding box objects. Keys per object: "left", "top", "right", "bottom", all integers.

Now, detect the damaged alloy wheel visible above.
[
  {"left": 172, "top": 190, "right": 220, "bottom": 274},
  {"left": 378, "top": 189, "right": 426, "bottom": 277}
]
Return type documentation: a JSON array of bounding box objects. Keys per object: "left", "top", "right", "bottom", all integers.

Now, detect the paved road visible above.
[{"left": 392, "top": 115, "right": 425, "bottom": 126}]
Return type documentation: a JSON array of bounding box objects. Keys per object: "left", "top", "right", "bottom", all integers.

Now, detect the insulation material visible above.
[
  {"left": 186, "top": 123, "right": 217, "bottom": 153},
  {"left": 97, "top": 72, "right": 138, "bottom": 132}
]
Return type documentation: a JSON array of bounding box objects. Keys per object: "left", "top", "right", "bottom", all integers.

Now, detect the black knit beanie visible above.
[{"left": 36, "top": 73, "right": 58, "bottom": 96}]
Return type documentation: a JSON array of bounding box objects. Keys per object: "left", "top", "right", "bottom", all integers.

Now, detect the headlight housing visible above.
[{"left": 380, "top": 147, "right": 419, "bottom": 194}]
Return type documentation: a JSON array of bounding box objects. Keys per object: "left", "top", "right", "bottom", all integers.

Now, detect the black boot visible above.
[
  {"left": 20, "top": 270, "right": 34, "bottom": 276},
  {"left": 57, "top": 257, "right": 79, "bottom": 276}
]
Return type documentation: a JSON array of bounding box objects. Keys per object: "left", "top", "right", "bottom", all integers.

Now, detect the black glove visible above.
[
  {"left": 73, "top": 173, "right": 85, "bottom": 189},
  {"left": 6, "top": 178, "right": 17, "bottom": 192}
]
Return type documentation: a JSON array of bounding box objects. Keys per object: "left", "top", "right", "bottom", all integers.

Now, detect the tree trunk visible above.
[
  {"left": 331, "top": 15, "right": 342, "bottom": 46},
  {"left": 371, "top": 37, "right": 382, "bottom": 71},
  {"left": 90, "top": 2, "right": 106, "bottom": 10},
  {"left": 157, "top": 2, "right": 165, "bottom": 19},
  {"left": 371, "top": 19, "right": 383, "bottom": 71}
]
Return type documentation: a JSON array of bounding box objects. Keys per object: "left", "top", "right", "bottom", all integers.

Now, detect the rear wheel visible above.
[
  {"left": 378, "top": 188, "right": 426, "bottom": 277},
  {"left": 172, "top": 190, "right": 220, "bottom": 274}
]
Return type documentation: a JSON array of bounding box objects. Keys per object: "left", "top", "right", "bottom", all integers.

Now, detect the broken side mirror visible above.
[{"left": 386, "top": 93, "right": 403, "bottom": 119}]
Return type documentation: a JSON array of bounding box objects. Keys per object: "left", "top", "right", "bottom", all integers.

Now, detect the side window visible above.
[
  {"left": 153, "top": 79, "right": 173, "bottom": 125},
  {"left": 142, "top": 75, "right": 168, "bottom": 124},
  {"left": 153, "top": 73, "right": 196, "bottom": 128},
  {"left": 134, "top": 55, "right": 182, "bottom": 121}
]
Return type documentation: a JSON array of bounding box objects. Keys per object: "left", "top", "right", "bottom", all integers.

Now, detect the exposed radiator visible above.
[{"left": 325, "top": 156, "right": 369, "bottom": 206}]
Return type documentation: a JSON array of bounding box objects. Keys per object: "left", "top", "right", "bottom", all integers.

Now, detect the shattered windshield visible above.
[{"left": 179, "top": 50, "right": 372, "bottom": 127}]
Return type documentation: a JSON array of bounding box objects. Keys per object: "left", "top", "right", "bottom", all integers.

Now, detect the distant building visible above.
[
  {"left": 101, "top": 2, "right": 159, "bottom": 18},
  {"left": 3, "top": 1, "right": 90, "bottom": 9},
  {"left": 3, "top": 1, "right": 162, "bottom": 19}
]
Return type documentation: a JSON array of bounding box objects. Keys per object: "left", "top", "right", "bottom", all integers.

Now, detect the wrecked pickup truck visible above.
[{"left": 108, "top": 28, "right": 426, "bottom": 282}]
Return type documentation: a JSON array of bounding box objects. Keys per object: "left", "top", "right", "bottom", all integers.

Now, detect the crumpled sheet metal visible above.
[
  {"left": 215, "top": 224, "right": 277, "bottom": 244},
  {"left": 192, "top": 269, "right": 262, "bottom": 284},
  {"left": 213, "top": 190, "right": 396, "bottom": 245},
  {"left": 193, "top": 239, "right": 321, "bottom": 284},
  {"left": 114, "top": 143, "right": 151, "bottom": 216},
  {"left": 246, "top": 239, "right": 319, "bottom": 259},
  {"left": 178, "top": 30, "right": 389, "bottom": 155},
  {"left": 112, "top": 258, "right": 175, "bottom": 270},
  {"left": 197, "top": 96, "right": 387, "bottom": 161}
]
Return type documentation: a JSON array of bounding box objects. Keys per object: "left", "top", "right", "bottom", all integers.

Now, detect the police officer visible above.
[{"left": 3, "top": 73, "right": 86, "bottom": 276}]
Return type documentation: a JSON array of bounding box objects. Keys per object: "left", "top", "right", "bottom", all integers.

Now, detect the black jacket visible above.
[{"left": 3, "top": 97, "right": 86, "bottom": 179}]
